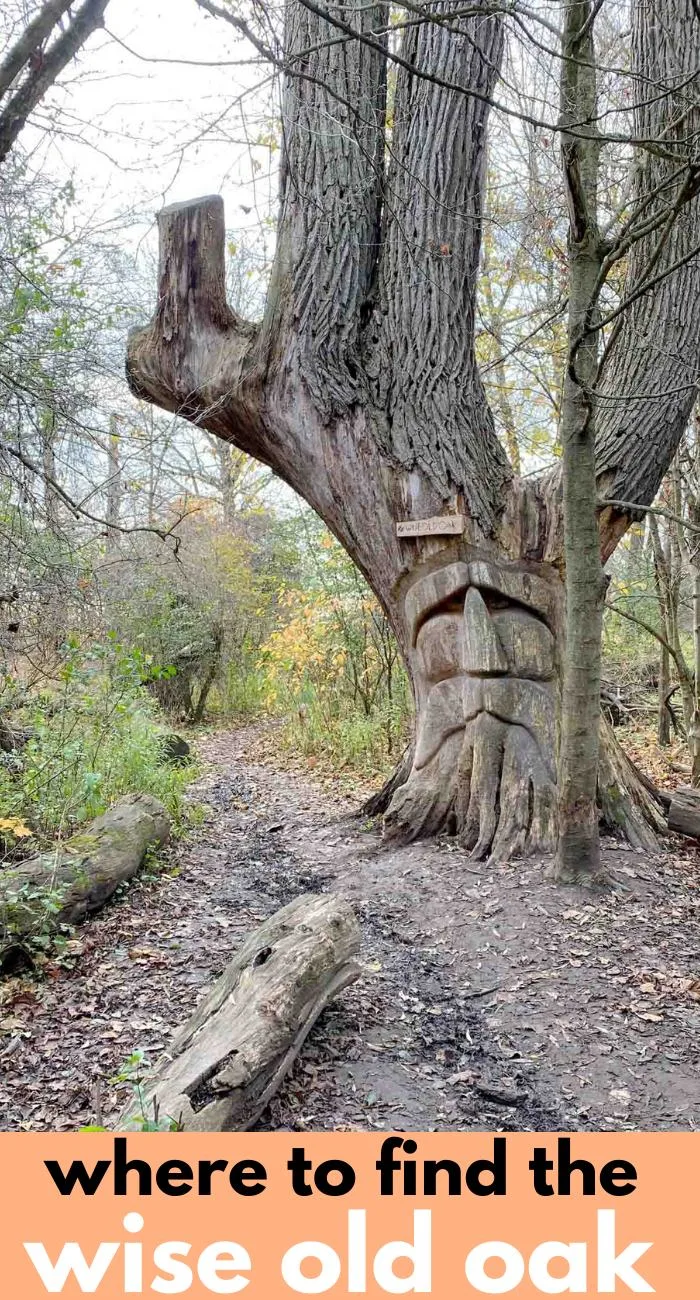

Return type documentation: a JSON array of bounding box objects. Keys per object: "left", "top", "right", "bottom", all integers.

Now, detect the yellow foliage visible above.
[{"left": 0, "top": 817, "right": 32, "bottom": 838}]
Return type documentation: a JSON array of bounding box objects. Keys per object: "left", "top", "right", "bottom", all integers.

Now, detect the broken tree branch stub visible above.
[
  {"left": 116, "top": 893, "right": 361, "bottom": 1132},
  {"left": 126, "top": 196, "right": 259, "bottom": 441}
]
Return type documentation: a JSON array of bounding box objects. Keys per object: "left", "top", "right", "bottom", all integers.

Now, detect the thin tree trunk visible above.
[
  {"left": 41, "top": 410, "right": 61, "bottom": 535},
  {"left": 105, "top": 413, "right": 122, "bottom": 550},
  {"left": 649, "top": 511, "right": 694, "bottom": 736},
  {"left": 553, "top": 0, "right": 607, "bottom": 884},
  {"left": 691, "top": 568, "right": 700, "bottom": 783},
  {"left": 658, "top": 641, "right": 671, "bottom": 746}
]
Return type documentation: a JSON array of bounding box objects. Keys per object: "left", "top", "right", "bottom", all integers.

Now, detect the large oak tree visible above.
[{"left": 127, "top": 0, "right": 700, "bottom": 866}]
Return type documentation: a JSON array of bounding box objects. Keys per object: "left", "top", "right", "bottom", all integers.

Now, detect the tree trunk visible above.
[
  {"left": 105, "top": 413, "right": 122, "bottom": 549},
  {"left": 127, "top": 116, "right": 566, "bottom": 865},
  {"left": 127, "top": 0, "right": 700, "bottom": 867},
  {"left": 41, "top": 410, "right": 61, "bottom": 535},
  {"left": 649, "top": 511, "right": 694, "bottom": 737},
  {"left": 689, "top": 407, "right": 700, "bottom": 783},
  {"left": 116, "top": 894, "right": 360, "bottom": 1132},
  {"left": 553, "top": 0, "right": 607, "bottom": 884},
  {"left": 595, "top": 0, "right": 700, "bottom": 557},
  {"left": 658, "top": 641, "right": 671, "bottom": 746},
  {"left": 0, "top": 795, "right": 169, "bottom": 969}
]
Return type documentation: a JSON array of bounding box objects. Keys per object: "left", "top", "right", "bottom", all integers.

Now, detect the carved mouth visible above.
[{"left": 413, "top": 675, "right": 556, "bottom": 774}]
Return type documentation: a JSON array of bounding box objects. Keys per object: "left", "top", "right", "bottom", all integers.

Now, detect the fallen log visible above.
[
  {"left": 667, "top": 785, "right": 700, "bottom": 839},
  {"left": 116, "top": 893, "right": 360, "bottom": 1132},
  {"left": 0, "top": 794, "right": 170, "bottom": 968}
]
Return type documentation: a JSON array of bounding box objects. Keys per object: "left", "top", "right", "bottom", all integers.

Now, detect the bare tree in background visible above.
[
  {"left": 0, "top": 0, "right": 111, "bottom": 165},
  {"left": 128, "top": 0, "right": 700, "bottom": 875}
]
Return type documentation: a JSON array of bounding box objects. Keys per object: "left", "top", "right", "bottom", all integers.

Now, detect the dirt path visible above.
[{"left": 1, "top": 724, "right": 698, "bottom": 1131}]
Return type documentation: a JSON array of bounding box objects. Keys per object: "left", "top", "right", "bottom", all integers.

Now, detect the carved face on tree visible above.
[
  {"left": 384, "top": 555, "right": 560, "bottom": 859},
  {"left": 128, "top": 0, "right": 696, "bottom": 866}
]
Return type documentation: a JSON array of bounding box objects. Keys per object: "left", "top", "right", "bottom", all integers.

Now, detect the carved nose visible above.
[{"left": 463, "top": 587, "right": 508, "bottom": 675}]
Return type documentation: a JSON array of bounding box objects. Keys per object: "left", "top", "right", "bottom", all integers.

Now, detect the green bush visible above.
[
  {"left": 283, "top": 695, "right": 411, "bottom": 774},
  {"left": 211, "top": 654, "right": 270, "bottom": 719},
  {"left": 0, "top": 636, "right": 190, "bottom": 842},
  {"left": 258, "top": 524, "right": 413, "bottom": 774}
]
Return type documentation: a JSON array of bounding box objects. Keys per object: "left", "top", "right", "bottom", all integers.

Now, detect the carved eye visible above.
[{"left": 482, "top": 592, "right": 510, "bottom": 613}]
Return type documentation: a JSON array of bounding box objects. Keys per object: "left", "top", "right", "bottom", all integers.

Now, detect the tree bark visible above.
[
  {"left": 668, "top": 786, "right": 700, "bottom": 838},
  {"left": 553, "top": 0, "right": 607, "bottom": 884},
  {"left": 0, "top": 794, "right": 169, "bottom": 968},
  {"left": 126, "top": 9, "right": 565, "bottom": 866},
  {"left": 658, "top": 641, "right": 671, "bottom": 746},
  {"left": 116, "top": 894, "right": 360, "bottom": 1132},
  {"left": 596, "top": 0, "right": 700, "bottom": 556},
  {"left": 126, "top": 0, "right": 700, "bottom": 867}
]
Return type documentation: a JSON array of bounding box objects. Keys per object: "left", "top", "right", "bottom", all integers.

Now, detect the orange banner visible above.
[{"left": 1, "top": 1132, "right": 695, "bottom": 1296}]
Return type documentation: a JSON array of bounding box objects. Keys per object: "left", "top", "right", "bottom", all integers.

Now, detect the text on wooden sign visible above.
[{"left": 396, "top": 515, "right": 465, "bottom": 538}]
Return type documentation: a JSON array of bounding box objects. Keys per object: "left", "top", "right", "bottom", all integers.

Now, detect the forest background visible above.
[{"left": 1, "top": 0, "right": 698, "bottom": 868}]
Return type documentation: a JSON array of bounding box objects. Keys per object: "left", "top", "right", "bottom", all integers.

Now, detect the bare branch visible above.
[
  {"left": 0, "top": 0, "right": 74, "bottom": 102},
  {"left": 0, "top": 0, "right": 110, "bottom": 165},
  {"left": 600, "top": 497, "right": 700, "bottom": 536},
  {"left": 0, "top": 441, "right": 186, "bottom": 550},
  {"left": 606, "top": 599, "right": 686, "bottom": 674}
]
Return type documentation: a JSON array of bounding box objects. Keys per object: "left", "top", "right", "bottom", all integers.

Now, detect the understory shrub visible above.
[
  {"left": 0, "top": 636, "right": 190, "bottom": 843},
  {"left": 260, "top": 536, "right": 413, "bottom": 774}
]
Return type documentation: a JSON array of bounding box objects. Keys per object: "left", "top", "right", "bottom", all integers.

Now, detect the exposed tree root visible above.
[
  {"left": 379, "top": 714, "right": 668, "bottom": 865},
  {"left": 384, "top": 716, "right": 557, "bottom": 863},
  {"left": 360, "top": 743, "right": 414, "bottom": 818},
  {"left": 597, "top": 717, "right": 667, "bottom": 852}
]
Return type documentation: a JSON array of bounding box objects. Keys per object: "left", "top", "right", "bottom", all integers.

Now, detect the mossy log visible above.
[
  {"left": 116, "top": 893, "right": 360, "bottom": 1132},
  {"left": 0, "top": 794, "right": 170, "bottom": 967}
]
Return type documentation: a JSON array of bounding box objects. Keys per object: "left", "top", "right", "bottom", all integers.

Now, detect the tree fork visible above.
[{"left": 126, "top": 0, "right": 697, "bottom": 870}]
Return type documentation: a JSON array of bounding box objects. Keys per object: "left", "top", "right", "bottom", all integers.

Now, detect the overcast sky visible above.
[{"left": 36, "top": 0, "right": 278, "bottom": 260}]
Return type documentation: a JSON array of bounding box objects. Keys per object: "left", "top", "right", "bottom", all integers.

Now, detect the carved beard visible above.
[{"left": 386, "top": 560, "right": 559, "bottom": 860}]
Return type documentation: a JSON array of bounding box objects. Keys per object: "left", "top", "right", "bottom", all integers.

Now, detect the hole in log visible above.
[
  {"left": 253, "top": 945, "right": 272, "bottom": 967},
  {"left": 188, "top": 1050, "right": 239, "bottom": 1112}
]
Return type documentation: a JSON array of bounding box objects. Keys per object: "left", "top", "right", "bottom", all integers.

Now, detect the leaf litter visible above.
[{"left": 0, "top": 722, "right": 698, "bottom": 1132}]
